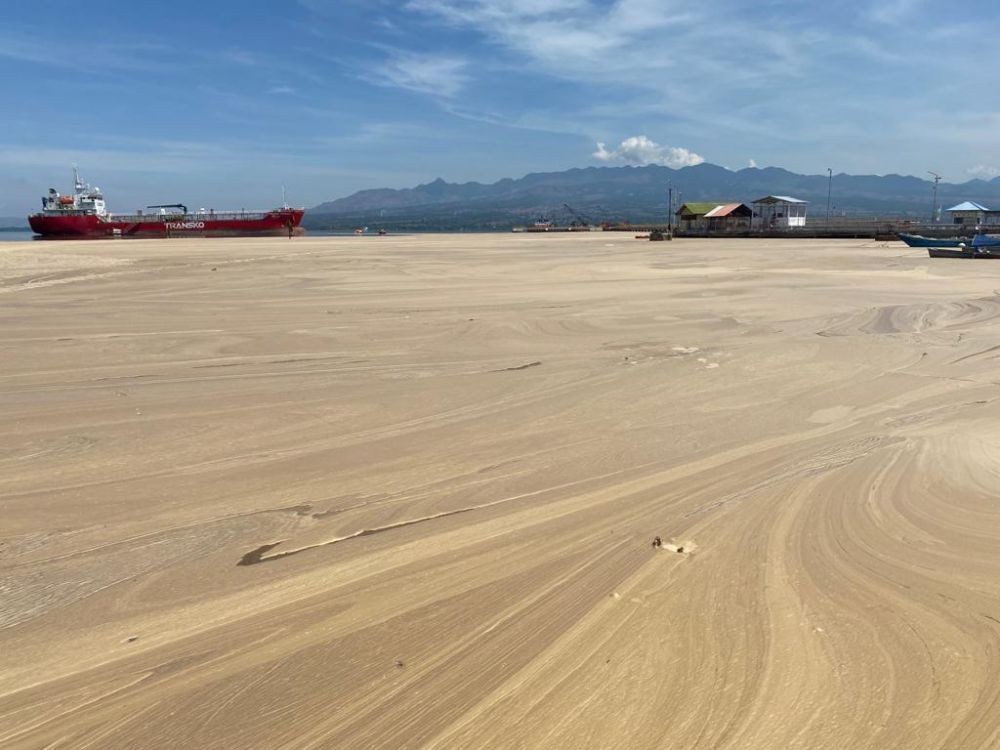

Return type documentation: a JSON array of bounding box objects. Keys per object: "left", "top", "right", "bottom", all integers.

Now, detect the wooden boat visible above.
[
  {"left": 927, "top": 247, "right": 975, "bottom": 258},
  {"left": 927, "top": 246, "right": 1000, "bottom": 259}
]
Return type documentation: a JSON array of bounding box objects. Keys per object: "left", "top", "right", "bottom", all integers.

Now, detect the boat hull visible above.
[
  {"left": 899, "top": 233, "right": 965, "bottom": 248},
  {"left": 28, "top": 209, "right": 305, "bottom": 239},
  {"left": 927, "top": 247, "right": 1000, "bottom": 258},
  {"left": 971, "top": 234, "right": 1000, "bottom": 249}
]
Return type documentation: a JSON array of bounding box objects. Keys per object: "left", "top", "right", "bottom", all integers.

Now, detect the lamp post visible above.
[
  {"left": 826, "top": 168, "right": 832, "bottom": 225},
  {"left": 928, "top": 171, "right": 941, "bottom": 223}
]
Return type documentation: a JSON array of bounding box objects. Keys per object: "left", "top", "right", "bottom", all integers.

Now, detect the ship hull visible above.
[{"left": 28, "top": 209, "right": 305, "bottom": 239}]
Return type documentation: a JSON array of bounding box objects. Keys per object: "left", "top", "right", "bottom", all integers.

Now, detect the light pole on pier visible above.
[
  {"left": 826, "top": 168, "right": 832, "bottom": 225},
  {"left": 928, "top": 171, "right": 941, "bottom": 223}
]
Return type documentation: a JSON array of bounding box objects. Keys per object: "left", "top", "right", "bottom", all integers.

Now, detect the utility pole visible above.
[
  {"left": 668, "top": 186, "right": 673, "bottom": 231},
  {"left": 826, "top": 168, "right": 832, "bottom": 225},
  {"left": 928, "top": 171, "right": 941, "bottom": 223}
]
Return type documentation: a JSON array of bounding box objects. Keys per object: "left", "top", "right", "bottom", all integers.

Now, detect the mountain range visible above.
[{"left": 308, "top": 164, "right": 1000, "bottom": 229}]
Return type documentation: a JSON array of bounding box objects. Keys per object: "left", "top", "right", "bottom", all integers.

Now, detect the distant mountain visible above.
[
  {"left": 0, "top": 216, "right": 29, "bottom": 229},
  {"left": 307, "top": 163, "right": 1000, "bottom": 229}
]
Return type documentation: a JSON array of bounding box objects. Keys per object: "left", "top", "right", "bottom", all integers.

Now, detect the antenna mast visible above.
[{"left": 928, "top": 171, "right": 941, "bottom": 223}]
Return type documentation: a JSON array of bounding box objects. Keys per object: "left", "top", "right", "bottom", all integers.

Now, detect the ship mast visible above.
[{"left": 73, "top": 165, "right": 84, "bottom": 194}]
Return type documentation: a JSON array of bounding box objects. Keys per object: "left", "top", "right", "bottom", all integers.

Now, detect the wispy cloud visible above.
[
  {"left": 402, "top": 0, "right": 1000, "bottom": 176},
  {"left": 401, "top": 0, "right": 830, "bottom": 138},
  {"left": 593, "top": 136, "right": 704, "bottom": 168},
  {"left": 0, "top": 30, "right": 175, "bottom": 72},
  {"left": 407, "top": 0, "right": 691, "bottom": 80},
  {"left": 867, "top": 0, "right": 925, "bottom": 24},
  {"left": 224, "top": 49, "right": 258, "bottom": 66},
  {"left": 367, "top": 50, "right": 468, "bottom": 97}
]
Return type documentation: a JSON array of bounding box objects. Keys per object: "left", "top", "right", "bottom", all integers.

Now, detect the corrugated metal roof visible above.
[
  {"left": 676, "top": 202, "right": 719, "bottom": 216},
  {"left": 753, "top": 195, "right": 808, "bottom": 204},
  {"left": 946, "top": 201, "right": 989, "bottom": 212},
  {"left": 704, "top": 203, "right": 743, "bottom": 218}
]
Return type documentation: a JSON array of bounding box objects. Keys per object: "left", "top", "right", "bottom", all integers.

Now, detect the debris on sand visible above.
[
  {"left": 492, "top": 361, "right": 542, "bottom": 373},
  {"left": 237, "top": 541, "right": 285, "bottom": 566},
  {"left": 664, "top": 540, "right": 697, "bottom": 554},
  {"left": 394, "top": 660, "right": 405, "bottom": 669},
  {"left": 652, "top": 536, "right": 662, "bottom": 548}
]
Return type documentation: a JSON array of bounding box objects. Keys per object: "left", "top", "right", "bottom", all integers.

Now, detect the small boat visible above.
[
  {"left": 927, "top": 245, "right": 1000, "bottom": 259},
  {"left": 899, "top": 233, "right": 966, "bottom": 248},
  {"left": 928, "top": 247, "right": 975, "bottom": 258},
  {"left": 972, "top": 234, "right": 1000, "bottom": 249}
]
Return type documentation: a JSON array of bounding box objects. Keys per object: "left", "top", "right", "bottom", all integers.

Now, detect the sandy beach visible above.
[{"left": 2, "top": 233, "right": 1000, "bottom": 748}]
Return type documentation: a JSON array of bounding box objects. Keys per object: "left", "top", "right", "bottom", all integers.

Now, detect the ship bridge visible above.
[{"left": 41, "top": 167, "right": 107, "bottom": 216}]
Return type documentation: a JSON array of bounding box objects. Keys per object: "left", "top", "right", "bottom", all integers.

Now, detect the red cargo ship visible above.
[{"left": 29, "top": 168, "right": 305, "bottom": 238}]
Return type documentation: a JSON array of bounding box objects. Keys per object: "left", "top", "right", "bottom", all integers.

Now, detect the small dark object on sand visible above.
[
  {"left": 394, "top": 660, "right": 405, "bottom": 668},
  {"left": 676, "top": 546, "right": 684, "bottom": 554},
  {"left": 652, "top": 536, "right": 662, "bottom": 548},
  {"left": 211, "top": 267, "right": 217, "bottom": 271}
]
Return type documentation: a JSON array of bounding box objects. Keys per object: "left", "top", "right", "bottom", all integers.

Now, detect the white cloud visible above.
[
  {"left": 368, "top": 51, "right": 468, "bottom": 97},
  {"left": 593, "top": 135, "right": 704, "bottom": 168},
  {"left": 967, "top": 164, "right": 1000, "bottom": 179}
]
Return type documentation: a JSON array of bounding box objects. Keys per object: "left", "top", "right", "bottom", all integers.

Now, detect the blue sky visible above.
[{"left": 2, "top": 0, "right": 999, "bottom": 215}]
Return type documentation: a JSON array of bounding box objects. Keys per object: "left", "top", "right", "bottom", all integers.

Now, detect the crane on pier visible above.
[{"left": 562, "top": 203, "right": 594, "bottom": 228}]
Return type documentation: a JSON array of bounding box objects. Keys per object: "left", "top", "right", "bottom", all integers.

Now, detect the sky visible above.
[{"left": 1, "top": 0, "right": 999, "bottom": 215}]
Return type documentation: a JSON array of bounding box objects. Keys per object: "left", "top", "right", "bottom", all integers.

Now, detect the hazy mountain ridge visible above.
[{"left": 310, "top": 164, "right": 1000, "bottom": 226}]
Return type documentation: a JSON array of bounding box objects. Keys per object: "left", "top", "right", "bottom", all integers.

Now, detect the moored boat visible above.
[
  {"left": 971, "top": 233, "right": 1000, "bottom": 250},
  {"left": 899, "top": 232, "right": 966, "bottom": 248},
  {"left": 927, "top": 244, "right": 1000, "bottom": 259},
  {"left": 28, "top": 168, "right": 305, "bottom": 239},
  {"left": 927, "top": 247, "right": 976, "bottom": 258}
]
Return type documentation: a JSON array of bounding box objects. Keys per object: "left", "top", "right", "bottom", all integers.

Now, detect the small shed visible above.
[
  {"left": 704, "top": 203, "right": 753, "bottom": 232},
  {"left": 675, "top": 202, "right": 720, "bottom": 230},
  {"left": 752, "top": 195, "right": 808, "bottom": 228},
  {"left": 946, "top": 201, "right": 989, "bottom": 226}
]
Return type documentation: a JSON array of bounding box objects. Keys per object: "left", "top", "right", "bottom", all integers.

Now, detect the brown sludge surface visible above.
[{"left": 3, "top": 234, "right": 1000, "bottom": 749}]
